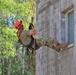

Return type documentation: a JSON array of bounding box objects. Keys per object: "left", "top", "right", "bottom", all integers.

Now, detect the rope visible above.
[
  {"left": 34, "top": 39, "right": 36, "bottom": 75},
  {"left": 30, "top": 16, "right": 36, "bottom": 75},
  {"left": 27, "top": 16, "right": 34, "bottom": 69}
]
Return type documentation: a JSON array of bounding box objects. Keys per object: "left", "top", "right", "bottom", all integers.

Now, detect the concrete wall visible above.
[{"left": 36, "top": 0, "right": 76, "bottom": 75}]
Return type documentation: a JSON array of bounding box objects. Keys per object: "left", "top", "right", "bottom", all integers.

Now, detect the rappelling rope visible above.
[
  {"left": 34, "top": 38, "right": 36, "bottom": 75},
  {"left": 27, "top": 0, "right": 36, "bottom": 72},
  {"left": 27, "top": 16, "right": 36, "bottom": 70},
  {"left": 30, "top": 16, "right": 36, "bottom": 75},
  {"left": 31, "top": 16, "right": 36, "bottom": 75}
]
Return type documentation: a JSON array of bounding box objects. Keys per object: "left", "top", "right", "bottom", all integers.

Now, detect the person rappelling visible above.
[{"left": 14, "top": 20, "right": 68, "bottom": 53}]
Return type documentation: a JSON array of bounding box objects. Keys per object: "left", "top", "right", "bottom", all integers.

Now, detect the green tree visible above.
[{"left": 0, "top": 0, "right": 36, "bottom": 75}]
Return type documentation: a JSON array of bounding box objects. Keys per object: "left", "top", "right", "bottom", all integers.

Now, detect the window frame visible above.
[{"left": 65, "top": 8, "right": 74, "bottom": 47}]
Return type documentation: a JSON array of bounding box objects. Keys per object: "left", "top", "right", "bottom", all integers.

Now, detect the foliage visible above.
[
  {"left": 0, "top": 0, "right": 36, "bottom": 75},
  {"left": 0, "top": 27, "right": 16, "bottom": 57}
]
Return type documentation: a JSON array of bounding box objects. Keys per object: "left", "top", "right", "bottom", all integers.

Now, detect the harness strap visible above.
[
  {"left": 17, "top": 32, "right": 39, "bottom": 54},
  {"left": 26, "top": 36, "right": 39, "bottom": 55},
  {"left": 25, "top": 36, "right": 34, "bottom": 48}
]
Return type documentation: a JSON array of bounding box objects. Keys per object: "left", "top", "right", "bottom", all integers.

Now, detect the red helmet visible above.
[{"left": 14, "top": 21, "right": 23, "bottom": 30}]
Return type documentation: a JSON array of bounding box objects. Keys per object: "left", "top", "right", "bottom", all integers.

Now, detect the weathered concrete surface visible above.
[{"left": 36, "top": 0, "right": 76, "bottom": 75}]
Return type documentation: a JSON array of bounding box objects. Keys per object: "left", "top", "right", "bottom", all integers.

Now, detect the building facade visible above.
[{"left": 36, "top": 0, "right": 76, "bottom": 75}]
